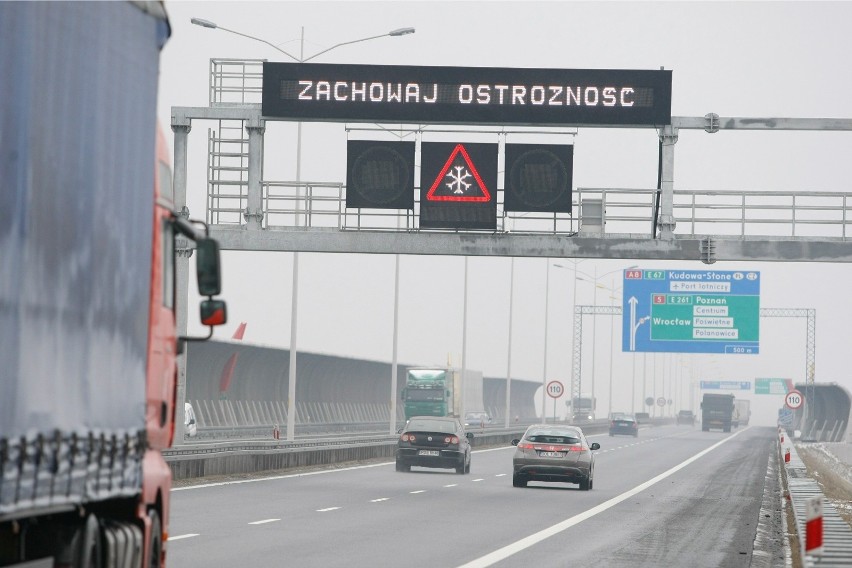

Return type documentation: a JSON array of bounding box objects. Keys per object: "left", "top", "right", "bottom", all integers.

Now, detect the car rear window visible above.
[
  {"left": 525, "top": 431, "right": 581, "bottom": 444},
  {"left": 407, "top": 419, "right": 456, "bottom": 433}
]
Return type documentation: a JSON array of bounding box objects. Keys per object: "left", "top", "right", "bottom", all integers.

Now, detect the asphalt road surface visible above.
[{"left": 168, "top": 424, "right": 776, "bottom": 567}]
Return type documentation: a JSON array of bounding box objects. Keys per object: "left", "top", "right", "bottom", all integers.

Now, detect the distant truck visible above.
[
  {"left": 0, "top": 3, "right": 226, "bottom": 565},
  {"left": 701, "top": 393, "right": 735, "bottom": 432},
  {"left": 402, "top": 368, "right": 461, "bottom": 419},
  {"left": 568, "top": 396, "right": 597, "bottom": 422},
  {"left": 732, "top": 399, "right": 751, "bottom": 428}
]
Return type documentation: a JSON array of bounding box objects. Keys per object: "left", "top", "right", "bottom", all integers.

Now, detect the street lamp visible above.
[
  {"left": 541, "top": 260, "right": 551, "bottom": 422},
  {"left": 192, "top": 19, "right": 415, "bottom": 441},
  {"left": 191, "top": 18, "right": 414, "bottom": 62}
]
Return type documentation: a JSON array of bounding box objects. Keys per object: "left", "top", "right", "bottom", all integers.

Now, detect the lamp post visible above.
[
  {"left": 604, "top": 280, "right": 623, "bottom": 418},
  {"left": 505, "top": 258, "right": 515, "bottom": 428},
  {"left": 192, "top": 19, "right": 414, "bottom": 441},
  {"left": 541, "top": 260, "right": 551, "bottom": 422}
]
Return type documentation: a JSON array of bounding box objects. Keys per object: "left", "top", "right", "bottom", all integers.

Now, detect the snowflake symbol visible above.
[{"left": 445, "top": 165, "right": 472, "bottom": 194}]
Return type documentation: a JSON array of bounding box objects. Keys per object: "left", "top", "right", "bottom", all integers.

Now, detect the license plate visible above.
[
  {"left": 418, "top": 450, "right": 439, "bottom": 456},
  {"left": 538, "top": 451, "right": 563, "bottom": 458}
]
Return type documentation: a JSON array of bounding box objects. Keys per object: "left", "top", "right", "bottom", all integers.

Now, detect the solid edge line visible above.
[{"left": 456, "top": 427, "right": 750, "bottom": 568}]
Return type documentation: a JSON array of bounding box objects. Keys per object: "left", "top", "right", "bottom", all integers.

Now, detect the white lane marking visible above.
[
  {"left": 174, "top": 443, "right": 524, "bottom": 492},
  {"left": 248, "top": 518, "right": 280, "bottom": 525},
  {"left": 472, "top": 478, "right": 485, "bottom": 482},
  {"left": 169, "top": 534, "right": 200, "bottom": 541},
  {"left": 495, "top": 474, "right": 507, "bottom": 477},
  {"left": 444, "top": 484, "right": 458, "bottom": 488},
  {"left": 410, "top": 490, "right": 426, "bottom": 494},
  {"left": 173, "top": 427, "right": 688, "bottom": 492},
  {"left": 317, "top": 507, "right": 340, "bottom": 512},
  {"left": 371, "top": 498, "right": 389, "bottom": 502},
  {"left": 457, "top": 427, "right": 749, "bottom": 568}
]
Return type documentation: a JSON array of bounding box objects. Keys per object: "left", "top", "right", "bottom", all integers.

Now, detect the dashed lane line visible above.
[
  {"left": 371, "top": 498, "right": 390, "bottom": 502},
  {"left": 410, "top": 490, "right": 427, "bottom": 494},
  {"left": 316, "top": 507, "right": 341, "bottom": 512},
  {"left": 169, "top": 534, "right": 200, "bottom": 541},
  {"left": 248, "top": 519, "right": 280, "bottom": 525}
]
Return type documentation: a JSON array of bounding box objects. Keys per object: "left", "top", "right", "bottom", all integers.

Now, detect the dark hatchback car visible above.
[
  {"left": 609, "top": 415, "right": 639, "bottom": 437},
  {"left": 396, "top": 416, "right": 473, "bottom": 474},
  {"left": 511, "top": 425, "right": 599, "bottom": 490},
  {"left": 677, "top": 410, "right": 696, "bottom": 426}
]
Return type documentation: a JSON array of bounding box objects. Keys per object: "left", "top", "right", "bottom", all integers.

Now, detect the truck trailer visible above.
[
  {"left": 401, "top": 368, "right": 483, "bottom": 420},
  {"left": 701, "top": 393, "right": 735, "bottom": 432},
  {"left": 0, "top": 3, "right": 226, "bottom": 566},
  {"left": 732, "top": 399, "right": 751, "bottom": 428}
]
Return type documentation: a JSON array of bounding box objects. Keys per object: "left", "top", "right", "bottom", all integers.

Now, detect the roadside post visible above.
[{"left": 804, "top": 495, "right": 824, "bottom": 557}]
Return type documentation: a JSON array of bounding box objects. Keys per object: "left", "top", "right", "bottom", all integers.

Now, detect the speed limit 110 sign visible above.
[{"left": 785, "top": 390, "right": 803, "bottom": 410}]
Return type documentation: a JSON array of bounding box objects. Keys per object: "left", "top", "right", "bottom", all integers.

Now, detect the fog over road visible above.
[{"left": 168, "top": 425, "right": 777, "bottom": 567}]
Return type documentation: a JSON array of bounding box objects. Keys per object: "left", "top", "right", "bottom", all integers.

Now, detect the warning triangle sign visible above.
[{"left": 426, "top": 144, "right": 492, "bottom": 202}]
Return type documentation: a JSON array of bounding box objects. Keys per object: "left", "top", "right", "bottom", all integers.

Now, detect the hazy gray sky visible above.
[{"left": 158, "top": 1, "right": 852, "bottom": 426}]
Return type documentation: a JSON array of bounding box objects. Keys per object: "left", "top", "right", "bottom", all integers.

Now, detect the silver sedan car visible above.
[{"left": 511, "top": 424, "right": 600, "bottom": 490}]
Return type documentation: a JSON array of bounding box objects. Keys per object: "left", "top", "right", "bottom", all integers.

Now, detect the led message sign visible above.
[
  {"left": 262, "top": 63, "right": 672, "bottom": 127},
  {"left": 346, "top": 140, "right": 415, "bottom": 209},
  {"left": 504, "top": 143, "right": 573, "bottom": 213}
]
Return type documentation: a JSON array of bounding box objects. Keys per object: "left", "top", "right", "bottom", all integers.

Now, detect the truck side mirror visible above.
[
  {"left": 196, "top": 238, "right": 222, "bottom": 296},
  {"left": 200, "top": 299, "right": 227, "bottom": 327}
]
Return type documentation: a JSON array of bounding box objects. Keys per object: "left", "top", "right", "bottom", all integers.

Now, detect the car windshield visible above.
[
  {"left": 525, "top": 429, "right": 581, "bottom": 444},
  {"left": 406, "top": 419, "right": 456, "bottom": 434}
]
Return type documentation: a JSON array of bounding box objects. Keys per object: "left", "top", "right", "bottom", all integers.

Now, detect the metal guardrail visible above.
[{"left": 782, "top": 439, "right": 852, "bottom": 566}]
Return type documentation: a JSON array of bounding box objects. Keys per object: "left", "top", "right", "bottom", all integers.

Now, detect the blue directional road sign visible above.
[
  {"left": 622, "top": 269, "right": 760, "bottom": 354},
  {"left": 700, "top": 381, "right": 752, "bottom": 390}
]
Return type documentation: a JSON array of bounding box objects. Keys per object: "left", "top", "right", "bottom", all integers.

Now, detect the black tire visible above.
[
  {"left": 147, "top": 510, "right": 162, "bottom": 568},
  {"left": 579, "top": 477, "right": 590, "bottom": 491},
  {"left": 464, "top": 457, "right": 471, "bottom": 474},
  {"left": 77, "top": 514, "right": 102, "bottom": 568},
  {"left": 512, "top": 474, "right": 527, "bottom": 488},
  {"left": 395, "top": 459, "right": 410, "bottom": 472},
  {"left": 455, "top": 459, "right": 465, "bottom": 474}
]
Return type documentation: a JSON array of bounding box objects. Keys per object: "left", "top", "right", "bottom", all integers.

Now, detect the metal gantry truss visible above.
[{"left": 570, "top": 306, "right": 816, "bottom": 403}]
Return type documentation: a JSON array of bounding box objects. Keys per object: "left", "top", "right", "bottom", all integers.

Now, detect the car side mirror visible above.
[
  {"left": 590, "top": 442, "right": 600, "bottom": 450},
  {"left": 511, "top": 439, "right": 520, "bottom": 446},
  {"left": 189, "top": 418, "right": 196, "bottom": 425},
  {"left": 466, "top": 432, "right": 474, "bottom": 440}
]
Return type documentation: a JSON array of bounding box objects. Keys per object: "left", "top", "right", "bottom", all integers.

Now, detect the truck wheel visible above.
[
  {"left": 147, "top": 510, "right": 162, "bottom": 568},
  {"left": 77, "top": 514, "right": 102, "bottom": 568}
]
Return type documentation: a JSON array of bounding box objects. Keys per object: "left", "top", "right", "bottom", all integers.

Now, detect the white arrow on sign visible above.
[{"left": 628, "top": 297, "right": 649, "bottom": 352}]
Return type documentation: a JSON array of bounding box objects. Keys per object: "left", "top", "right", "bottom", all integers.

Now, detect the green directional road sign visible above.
[
  {"left": 650, "top": 294, "right": 760, "bottom": 342},
  {"left": 755, "top": 378, "right": 791, "bottom": 395},
  {"left": 623, "top": 269, "right": 760, "bottom": 354}
]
